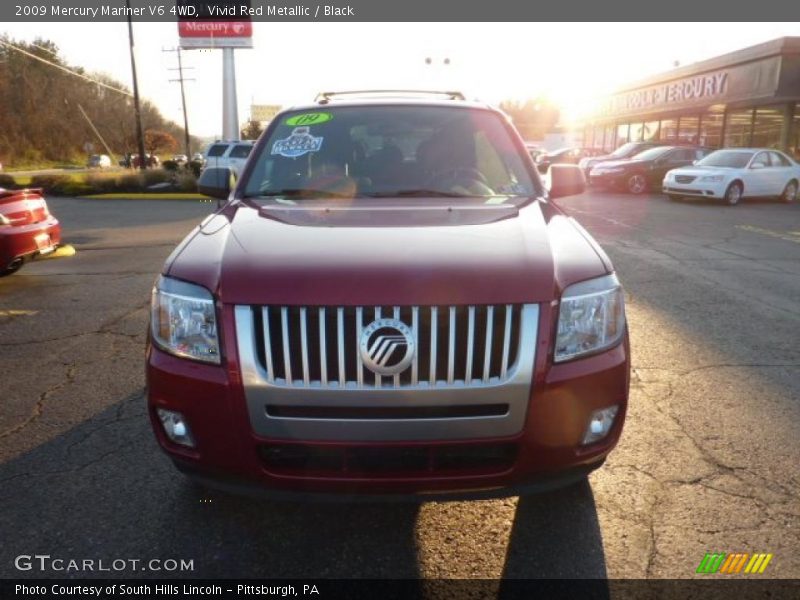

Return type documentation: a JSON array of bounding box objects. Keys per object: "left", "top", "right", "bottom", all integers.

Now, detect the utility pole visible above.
[
  {"left": 126, "top": 0, "right": 147, "bottom": 170},
  {"left": 164, "top": 46, "right": 194, "bottom": 158}
]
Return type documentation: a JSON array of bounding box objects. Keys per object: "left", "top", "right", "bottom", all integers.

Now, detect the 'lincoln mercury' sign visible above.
[
  {"left": 597, "top": 55, "right": 784, "bottom": 119},
  {"left": 603, "top": 71, "right": 729, "bottom": 115}
]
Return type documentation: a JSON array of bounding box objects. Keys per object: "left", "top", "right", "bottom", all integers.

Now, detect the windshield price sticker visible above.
[{"left": 285, "top": 112, "right": 333, "bottom": 126}]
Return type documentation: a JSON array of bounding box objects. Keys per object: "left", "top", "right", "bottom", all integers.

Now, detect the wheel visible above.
[
  {"left": 0, "top": 257, "right": 24, "bottom": 277},
  {"left": 723, "top": 181, "right": 742, "bottom": 206},
  {"left": 668, "top": 194, "right": 682, "bottom": 202},
  {"left": 780, "top": 180, "right": 797, "bottom": 203},
  {"left": 626, "top": 173, "right": 648, "bottom": 195}
]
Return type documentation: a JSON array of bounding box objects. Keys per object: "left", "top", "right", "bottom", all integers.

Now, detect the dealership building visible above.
[{"left": 580, "top": 37, "right": 800, "bottom": 159}]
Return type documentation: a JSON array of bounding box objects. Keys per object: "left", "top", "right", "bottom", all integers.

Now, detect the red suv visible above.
[{"left": 147, "top": 92, "right": 630, "bottom": 500}]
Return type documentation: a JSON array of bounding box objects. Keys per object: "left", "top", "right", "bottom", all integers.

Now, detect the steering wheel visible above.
[{"left": 430, "top": 167, "right": 494, "bottom": 195}]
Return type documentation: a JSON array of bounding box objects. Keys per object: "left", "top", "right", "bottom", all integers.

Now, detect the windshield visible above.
[
  {"left": 242, "top": 106, "right": 538, "bottom": 202},
  {"left": 696, "top": 150, "right": 755, "bottom": 169},
  {"left": 610, "top": 142, "right": 644, "bottom": 158},
  {"left": 630, "top": 146, "right": 671, "bottom": 161}
]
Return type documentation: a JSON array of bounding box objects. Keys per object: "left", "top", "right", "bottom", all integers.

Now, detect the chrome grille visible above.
[
  {"left": 243, "top": 304, "right": 524, "bottom": 389},
  {"left": 676, "top": 175, "right": 697, "bottom": 184}
]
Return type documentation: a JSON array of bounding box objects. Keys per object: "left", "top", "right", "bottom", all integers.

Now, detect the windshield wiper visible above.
[
  {"left": 255, "top": 189, "right": 353, "bottom": 199},
  {"left": 364, "top": 189, "right": 477, "bottom": 198}
]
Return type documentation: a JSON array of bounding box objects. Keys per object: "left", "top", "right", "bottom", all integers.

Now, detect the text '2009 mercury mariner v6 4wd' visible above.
[{"left": 147, "top": 91, "right": 630, "bottom": 500}]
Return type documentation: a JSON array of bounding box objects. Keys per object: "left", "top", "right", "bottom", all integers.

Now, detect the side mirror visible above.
[
  {"left": 197, "top": 167, "right": 236, "bottom": 203},
  {"left": 548, "top": 164, "right": 586, "bottom": 199}
]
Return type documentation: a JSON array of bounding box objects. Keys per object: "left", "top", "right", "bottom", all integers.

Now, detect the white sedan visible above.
[{"left": 663, "top": 148, "right": 800, "bottom": 206}]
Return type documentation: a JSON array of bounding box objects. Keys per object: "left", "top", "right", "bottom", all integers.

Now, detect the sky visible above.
[{"left": 5, "top": 22, "right": 800, "bottom": 138}]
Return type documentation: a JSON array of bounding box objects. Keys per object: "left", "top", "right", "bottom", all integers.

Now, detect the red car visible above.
[
  {"left": 0, "top": 188, "right": 61, "bottom": 276},
  {"left": 147, "top": 92, "right": 630, "bottom": 500}
]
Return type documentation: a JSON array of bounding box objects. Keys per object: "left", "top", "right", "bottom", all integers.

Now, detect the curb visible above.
[{"left": 83, "top": 193, "right": 211, "bottom": 200}]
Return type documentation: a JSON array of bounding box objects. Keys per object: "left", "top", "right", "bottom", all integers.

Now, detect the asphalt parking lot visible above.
[{"left": 1, "top": 192, "right": 798, "bottom": 580}]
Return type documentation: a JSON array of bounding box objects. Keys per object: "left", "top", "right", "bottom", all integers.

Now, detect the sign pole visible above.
[{"left": 222, "top": 48, "right": 239, "bottom": 140}]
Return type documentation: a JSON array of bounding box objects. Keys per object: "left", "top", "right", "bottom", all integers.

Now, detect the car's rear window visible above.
[
  {"left": 207, "top": 144, "right": 228, "bottom": 157},
  {"left": 242, "top": 105, "right": 539, "bottom": 203},
  {"left": 230, "top": 145, "right": 253, "bottom": 158}
]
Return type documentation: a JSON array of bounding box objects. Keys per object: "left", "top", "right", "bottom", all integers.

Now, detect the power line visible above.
[{"left": 0, "top": 38, "right": 132, "bottom": 97}]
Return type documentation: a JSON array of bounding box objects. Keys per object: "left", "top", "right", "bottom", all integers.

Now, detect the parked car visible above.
[
  {"left": 589, "top": 145, "right": 712, "bottom": 194},
  {"left": 664, "top": 148, "right": 800, "bottom": 205},
  {"left": 172, "top": 154, "right": 189, "bottom": 165},
  {"left": 578, "top": 141, "right": 667, "bottom": 177},
  {"left": 132, "top": 154, "right": 160, "bottom": 169},
  {"left": 87, "top": 154, "right": 112, "bottom": 168},
  {"left": 0, "top": 188, "right": 61, "bottom": 276},
  {"left": 203, "top": 140, "right": 255, "bottom": 175},
  {"left": 147, "top": 92, "right": 630, "bottom": 500},
  {"left": 524, "top": 142, "right": 545, "bottom": 163},
  {"left": 535, "top": 147, "right": 597, "bottom": 173}
]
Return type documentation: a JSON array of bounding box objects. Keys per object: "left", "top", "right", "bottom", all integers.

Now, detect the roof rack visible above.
[{"left": 315, "top": 90, "right": 466, "bottom": 104}]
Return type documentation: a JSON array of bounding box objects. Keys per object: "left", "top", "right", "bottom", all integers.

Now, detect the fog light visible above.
[
  {"left": 582, "top": 405, "right": 619, "bottom": 445},
  {"left": 157, "top": 408, "right": 195, "bottom": 448}
]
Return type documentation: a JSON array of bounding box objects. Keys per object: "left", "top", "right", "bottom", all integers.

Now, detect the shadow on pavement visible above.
[
  {"left": 502, "top": 480, "right": 608, "bottom": 581},
  {"left": 0, "top": 390, "right": 607, "bottom": 583}
]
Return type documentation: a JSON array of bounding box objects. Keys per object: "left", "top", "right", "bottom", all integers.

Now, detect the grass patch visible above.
[{"left": 1, "top": 169, "right": 198, "bottom": 196}]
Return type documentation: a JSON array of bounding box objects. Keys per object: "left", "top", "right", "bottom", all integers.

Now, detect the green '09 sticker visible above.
[{"left": 285, "top": 112, "right": 333, "bottom": 126}]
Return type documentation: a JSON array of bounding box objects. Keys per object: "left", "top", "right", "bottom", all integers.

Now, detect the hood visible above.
[
  {"left": 594, "top": 158, "right": 648, "bottom": 170},
  {"left": 581, "top": 154, "right": 629, "bottom": 168},
  {"left": 666, "top": 165, "right": 727, "bottom": 177},
  {"left": 166, "top": 199, "right": 609, "bottom": 306}
]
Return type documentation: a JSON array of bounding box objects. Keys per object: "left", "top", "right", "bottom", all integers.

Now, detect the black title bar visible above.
[{"left": 3, "top": 0, "right": 800, "bottom": 22}]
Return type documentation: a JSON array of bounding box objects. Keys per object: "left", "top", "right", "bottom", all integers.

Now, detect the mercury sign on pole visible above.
[
  {"left": 177, "top": 1, "right": 253, "bottom": 141},
  {"left": 251, "top": 104, "right": 283, "bottom": 123}
]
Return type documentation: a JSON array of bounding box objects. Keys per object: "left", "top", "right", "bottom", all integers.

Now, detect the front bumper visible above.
[
  {"left": 146, "top": 303, "right": 630, "bottom": 497},
  {"left": 662, "top": 179, "right": 727, "bottom": 198},
  {"left": 588, "top": 172, "right": 626, "bottom": 188},
  {"left": 0, "top": 216, "right": 61, "bottom": 267}
]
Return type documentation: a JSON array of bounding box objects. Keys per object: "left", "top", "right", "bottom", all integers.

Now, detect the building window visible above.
[
  {"left": 616, "top": 123, "right": 629, "bottom": 147},
  {"left": 724, "top": 108, "right": 754, "bottom": 147},
  {"left": 678, "top": 116, "right": 700, "bottom": 144},
  {"left": 751, "top": 106, "right": 785, "bottom": 149},
  {"left": 583, "top": 126, "right": 593, "bottom": 148},
  {"left": 699, "top": 105, "right": 725, "bottom": 148},
  {"left": 790, "top": 104, "right": 800, "bottom": 161},
  {"left": 593, "top": 125, "right": 605, "bottom": 149},
  {"left": 643, "top": 121, "right": 659, "bottom": 141},
  {"left": 660, "top": 118, "right": 678, "bottom": 141},
  {"left": 628, "top": 123, "right": 644, "bottom": 142},
  {"left": 604, "top": 125, "right": 616, "bottom": 151}
]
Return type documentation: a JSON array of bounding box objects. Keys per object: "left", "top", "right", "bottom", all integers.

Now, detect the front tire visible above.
[
  {"left": 724, "top": 182, "right": 743, "bottom": 206},
  {"left": 780, "top": 180, "right": 797, "bottom": 203},
  {"left": 0, "top": 258, "right": 24, "bottom": 277},
  {"left": 627, "top": 173, "right": 648, "bottom": 195}
]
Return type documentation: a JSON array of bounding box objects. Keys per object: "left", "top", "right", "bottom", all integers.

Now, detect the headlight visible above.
[
  {"left": 699, "top": 174, "right": 724, "bottom": 182},
  {"left": 151, "top": 275, "right": 220, "bottom": 364},
  {"left": 555, "top": 274, "right": 626, "bottom": 362}
]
